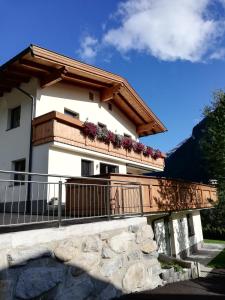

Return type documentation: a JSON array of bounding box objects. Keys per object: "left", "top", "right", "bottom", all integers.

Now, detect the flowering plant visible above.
[
  {"left": 82, "top": 122, "right": 97, "bottom": 140},
  {"left": 97, "top": 126, "right": 108, "bottom": 142},
  {"left": 81, "top": 122, "right": 163, "bottom": 160},
  {"left": 143, "top": 146, "right": 154, "bottom": 157},
  {"left": 113, "top": 134, "right": 123, "bottom": 148},
  {"left": 122, "top": 137, "right": 133, "bottom": 151},
  {"left": 106, "top": 131, "right": 116, "bottom": 144},
  {"left": 133, "top": 142, "right": 145, "bottom": 153},
  {"left": 152, "top": 149, "right": 163, "bottom": 160}
]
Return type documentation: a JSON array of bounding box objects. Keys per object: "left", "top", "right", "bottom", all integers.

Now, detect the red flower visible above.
[
  {"left": 122, "top": 137, "right": 133, "bottom": 151},
  {"left": 153, "top": 149, "right": 163, "bottom": 160},
  {"left": 105, "top": 131, "right": 116, "bottom": 144},
  {"left": 143, "top": 146, "right": 154, "bottom": 157},
  {"left": 81, "top": 121, "right": 163, "bottom": 159},
  {"left": 82, "top": 122, "right": 97, "bottom": 140},
  {"left": 133, "top": 142, "right": 145, "bottom": 153}
]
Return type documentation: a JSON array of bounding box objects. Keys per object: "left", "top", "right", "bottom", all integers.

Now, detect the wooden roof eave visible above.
[{"left": 0, "top": 44, "right": 167, "bottom": 136}]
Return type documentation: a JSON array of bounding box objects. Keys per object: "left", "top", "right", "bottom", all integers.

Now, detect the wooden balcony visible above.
[
  {"left": 106, "top": 174, "right": 217, "bottom": 213},
  {"left": 32, "top": 111, "right": 165, "bottom": 170},
  {"left": 66, "top": 174, "right": 217, "bottom": 216}
]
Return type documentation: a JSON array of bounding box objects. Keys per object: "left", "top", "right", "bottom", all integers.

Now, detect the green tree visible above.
[{"left": 201, "top": 90, "right": 225, "bottom": 228}]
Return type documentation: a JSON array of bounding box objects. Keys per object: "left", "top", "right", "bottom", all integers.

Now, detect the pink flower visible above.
[
  {"left": 133, "top": 142, "right": 145, "bottom": 153},
  {"left": 122, "top": 137, "right": 133, "bottom": 151},
  {"left": 143, "top": 146, "right": 154, "bottom": 157},
  {"left": 152, "top": 149, "right": 163, "bottom": 160},
  {"left": 82, "top": 122, "right": 97, "bottom": 139}
]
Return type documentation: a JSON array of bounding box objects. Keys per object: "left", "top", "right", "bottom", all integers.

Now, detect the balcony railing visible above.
[
  {"left": 67, "top": 174, "right": 217, "bottom": 215},
  {"left": 32, "top": 111, "right": 165, "bottom": 170},
  {"left": 0, "top": 170, "right": 217, "bottom": 230}
]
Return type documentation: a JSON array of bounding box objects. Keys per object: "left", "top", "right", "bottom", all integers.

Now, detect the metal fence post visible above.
[
  {"left": 139, "top": 185, "right": 144, "bottom": 216},
  {"left": 107, "top": 182, "right": 111, "bottom": 220},
  {"left": 58, "top": 181, "right": 62, "bottom": 227}
]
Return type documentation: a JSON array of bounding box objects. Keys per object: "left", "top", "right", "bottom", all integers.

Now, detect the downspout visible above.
[{"left": 16, "top": 87, "right": 35, "bottom": 212}]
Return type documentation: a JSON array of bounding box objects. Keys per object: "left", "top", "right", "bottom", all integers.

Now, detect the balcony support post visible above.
[
  {"left": 58, "top": 181, "right": 62, "bottom": 227},
  {"left": 139, "top": 185, "right": 144, "bottom": 215}
]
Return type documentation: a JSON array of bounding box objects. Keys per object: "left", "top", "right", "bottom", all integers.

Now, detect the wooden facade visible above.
[
  {"left": 32, "top": 111, "right": 165, "bottom": 170},
  {"left": 66, "top": 174, "right": 217, "bottom": 217}
]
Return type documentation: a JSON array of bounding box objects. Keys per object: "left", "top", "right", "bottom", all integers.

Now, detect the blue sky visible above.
[{"left": 1, "top": 0, "right": 225, "bottom": 152}]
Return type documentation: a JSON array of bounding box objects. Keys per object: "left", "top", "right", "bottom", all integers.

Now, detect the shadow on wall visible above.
[
  {"left": 152, "top": 179, "right": 208, "bottom": 212},
  {"left": 0, "top": 251, "right": 122, "bottom": 300},
  {"left": 0, "top": 224, "right": 163, "bottom": 300}
]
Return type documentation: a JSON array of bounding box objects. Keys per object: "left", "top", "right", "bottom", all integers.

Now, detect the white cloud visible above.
[
  {"left": 210, "top": 48, "right": 225, "bottom": 59},
  {"left": 103, "top": 0, "right": 225, "bottom": 62},
  {"left": 77, "top": 35, "right": 98, "bottom": 63},
  {"left": 77, "top": 0, "right": 225, "bottom": 63}
]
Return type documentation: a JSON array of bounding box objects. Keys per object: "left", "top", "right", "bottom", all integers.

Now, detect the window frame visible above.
[
  {"left": 98, "top": 122, "right": 107, "bottom": 129},
  {"left": 64, "top": 108, "right": 79, "bottom": 120},
  {"left": 124, "top": 133, "right": 131, "bottom": 139},
  {"left": 7, "top": 106, "right": 21, "bottom": 130},
  {"left": 81, "top": 159, "right": 94, "bottom": 177},
  {"left": 99, "top": 163, "right": 119, "bottom": 175},
  {"left": 12, "top": 158, "right": 26, "bottom": 186}
]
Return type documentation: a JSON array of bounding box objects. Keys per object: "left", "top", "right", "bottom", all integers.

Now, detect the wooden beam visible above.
[
  {"left": 114, "top": 93, "right": 144, "bottom": 125},
  {"left": 0, "top": 85, "right": 12, "bottom": 93},
  {"left": 100, "top": 84, "right": 122, "bottom": 102},
  {"left": 19, "top": 59, "right": 53, "bottom": 72},
  {"left": 40, "top": 67, "right": 67, "bottom": 88},
  {"left": 137, "top": 122, "right": 155, "bottom": 135},
  {"left": 0, "top": 80, "right": 19, "bottom": 88},
  {"left": 0, "top": 78, "right": 20, "bottom": 87},
  {"left": 3, "top": 71, "right": 30, "bottom": 83},
  {"left": 8, "top": 65, "right": 44, "bottom": 77},
  {"left": 61, "top": 72, "right": 110, "bottom": 89}
]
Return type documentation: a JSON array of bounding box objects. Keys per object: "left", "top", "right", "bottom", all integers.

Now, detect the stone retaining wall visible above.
[{"left": 0, "top": 218, "right": 195, "bottom": 300}]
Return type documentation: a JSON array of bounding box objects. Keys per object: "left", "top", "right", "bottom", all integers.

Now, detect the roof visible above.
[{"left": 0, "top": 44, "right": 167, "bottom": 137}]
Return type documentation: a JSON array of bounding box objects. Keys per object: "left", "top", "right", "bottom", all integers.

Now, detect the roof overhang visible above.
[{"left": 0, "top": 44, "right": 167, "bottom": 137}]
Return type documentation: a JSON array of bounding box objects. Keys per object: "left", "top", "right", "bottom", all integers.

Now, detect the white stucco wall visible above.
[
  {"left": 0, "top": 78, "right": 161, "bottom": 180},
  {"left": 171, "top": 210, "right": 203, "bottom": 256},
  {"left": 148, "top": 210, "right": 203, "bottom": 257},
  {"left": 192, "top": 210, "right": 203, "bottom": 243},
  {"left": 0, "top": 79, "right": 37, "bottom": 172},
  {"left": 48, "top": 146, "right": 127, "bottom": 177},
  {"left": 36, "top": 82, "right": 138, "bottom": 139},
  {"left": 0, "top": 80, "right": 38, "bottom": 204}
]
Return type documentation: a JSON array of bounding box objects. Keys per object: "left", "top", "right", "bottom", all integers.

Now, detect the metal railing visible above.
[{"left": 0, "top": 170, "right": 143, "bottom": 229}]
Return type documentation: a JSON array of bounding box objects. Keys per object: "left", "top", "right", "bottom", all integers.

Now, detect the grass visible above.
[
  {"left": 204, "top": 239, "right": 225, "bottom": 245},
  {"left": 207, "top": 249, "right": 225, "bottom": 268},
  {"left": 204, "top": 239, "right": 225, "bottom": 268}
]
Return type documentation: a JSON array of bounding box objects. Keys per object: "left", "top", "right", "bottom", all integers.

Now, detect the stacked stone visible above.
[{"left": 0, "top": 224, "right": 191, "bottom": 300}]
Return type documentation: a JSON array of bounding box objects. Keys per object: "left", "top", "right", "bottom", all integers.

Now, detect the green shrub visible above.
[
  {"left": 160, "top": 262, "right": 184, "bottom": 273},
  {"left": 203, "top": 225, "right": 225, "bottom": 240}
]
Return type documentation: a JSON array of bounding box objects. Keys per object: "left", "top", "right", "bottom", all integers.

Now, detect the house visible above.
[{"left": 0, "top": 45, "right": 217, "bottom": 258}]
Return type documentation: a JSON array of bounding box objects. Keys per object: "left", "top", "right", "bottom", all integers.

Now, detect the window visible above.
[
  {"left": 100, "top": 163, "right": 119, "bottom": 175},
  {"left": 98, "top": 122, "right": 107, "bottom": 129},
  {"left": 64, "top": 109, "right": 79, "bottom": 119},
  {"left": 187, "top": 214, "right": 195, "bottom": 237},
  {"left": 8, "top": 106, "right": 21, "bottom": 130},
  {"left": 81, "top": 160, "right": 93, "bottom": 177},
  {"left": 13, "top": 159, "right": 26, "bottom": 185}
]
